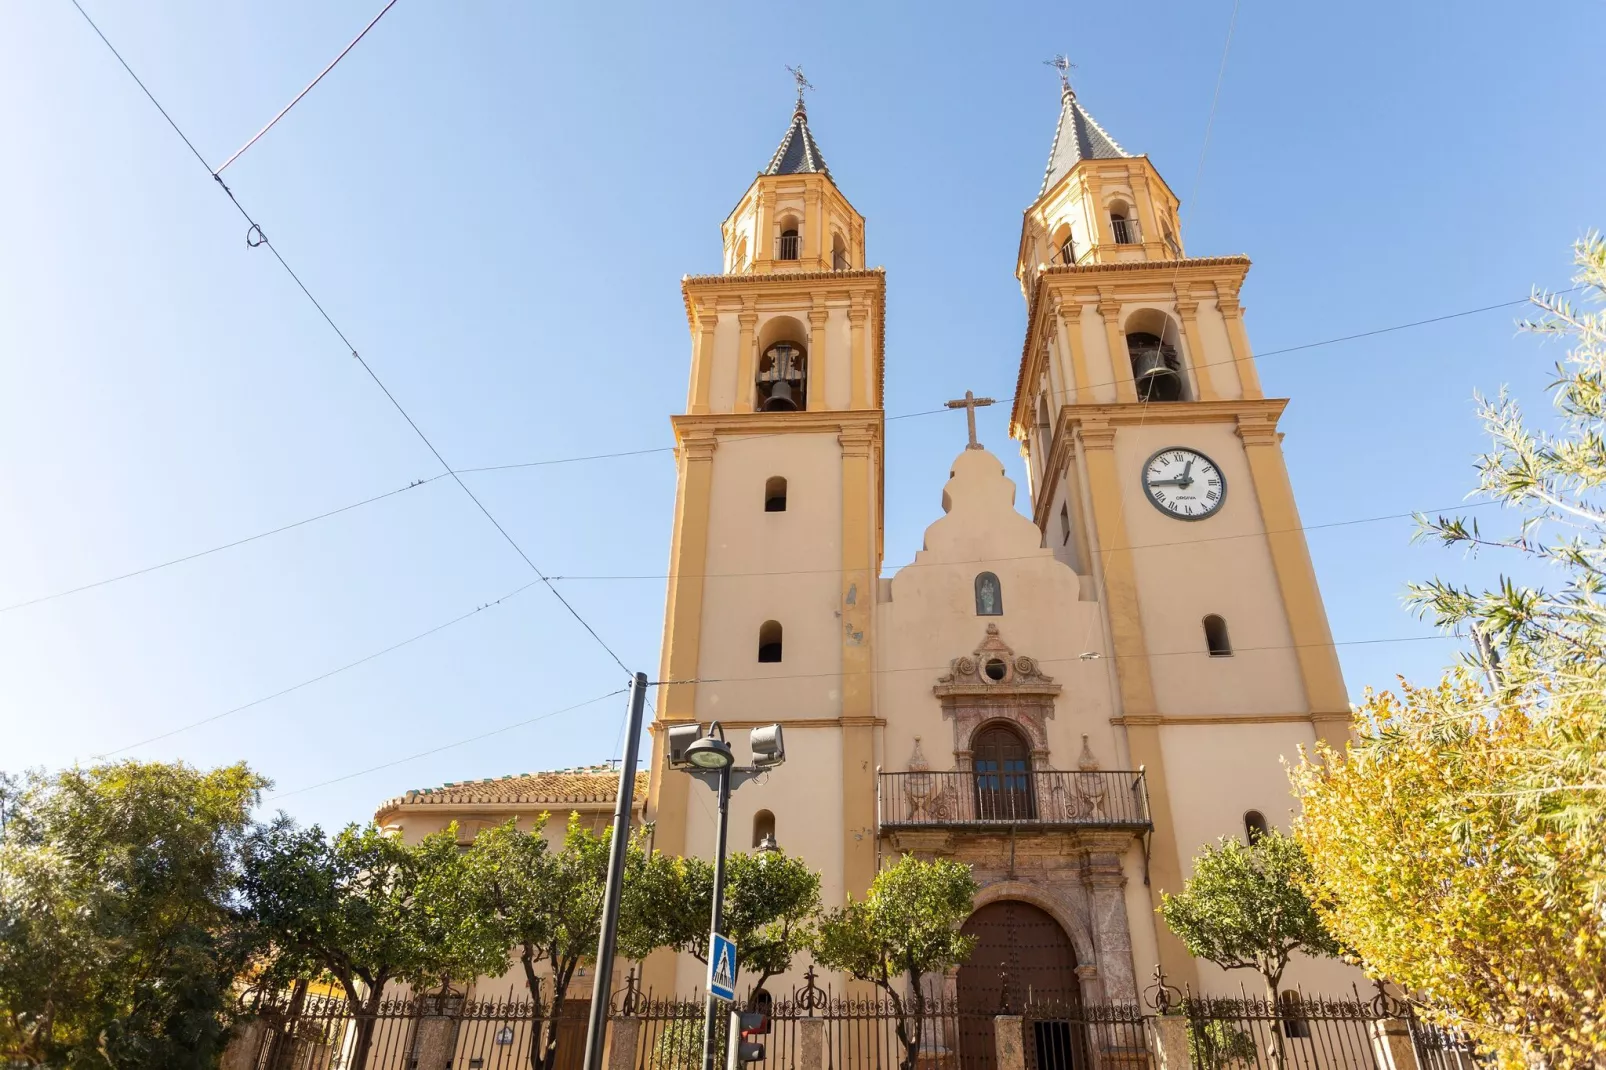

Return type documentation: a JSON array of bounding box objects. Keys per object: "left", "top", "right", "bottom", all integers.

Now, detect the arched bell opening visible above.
[
  {"left": 830, "top": 230, "right": 849, "bottom": 271},
  {"left": 1108, "top": 199, "right": 1140, "bottom": 245},
  {"left": 1050, "top": 222, "right": 1076, "bottom": 266},
  {"left": 731, "top": 235, "right": 749, "bottom": 274},
  {"left": 756, "top": 315, "right": 808, "bottom": 412},
  {"left": 971, "top": 722, "right": 1034, "bottom": 821},
  {"left": 1124, "top": 309, "right": 1188, "bottom": 403},
  {"left": 776, "top": 214, "right": 801, "bottom": 261},
  {"left": 957, "top": 901, "right": 1086, "bottom": 1070}
]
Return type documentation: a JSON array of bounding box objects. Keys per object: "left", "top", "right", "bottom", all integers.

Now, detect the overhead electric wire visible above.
[
  {"left": 94, "top": 579, "right": 542, "bottom": 758},
  {"left": 68, "top": 0, "right": 634, "bottom": 680},
  {"left": 214, "top": 0, "right": 401, "bottom": 174},
  {"left": 1, "top": 474, "right": 444, "bottom": 614},
  {"left": 264, "top": 686, "right": 628, "bottom": 803}
]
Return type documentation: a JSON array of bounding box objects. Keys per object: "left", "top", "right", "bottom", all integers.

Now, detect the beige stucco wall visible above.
[{"left": 1110, "top": 422, "right": 1306, "bottom": 716}]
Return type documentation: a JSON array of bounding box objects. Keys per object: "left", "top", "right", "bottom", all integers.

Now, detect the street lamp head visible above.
[
  {"left": 749, "top": 724, "right": 786, "bottom": 768},
  {"left": 683, "top": 735, "right": 734, "bottom": 771}
]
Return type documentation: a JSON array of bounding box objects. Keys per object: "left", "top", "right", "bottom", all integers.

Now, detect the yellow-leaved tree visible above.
[{"left": 1291, "top": 237, "right": 1606, "bottom": 1067}]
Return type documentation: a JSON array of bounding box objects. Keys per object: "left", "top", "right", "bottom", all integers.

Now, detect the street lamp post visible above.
[{"left": 666, "top": 721, "right": 786, "bottom": 1070}]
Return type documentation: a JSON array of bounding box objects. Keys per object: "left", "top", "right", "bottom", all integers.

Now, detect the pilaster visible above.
[
  {"left": 1215, "top": 284, "right": 1263, "bottom": 400},
  {"left": 1172, "top": 289, "right": 1218, "bottom": 402},
  {"left": 1236, "top": 414, "right": 1350, "bottom": 748},
  {"left": 1054, "top": 295, "right": 1091, "bottom": 403},
  {"left": 1097, "top": 291, "right": 1138, "bottom": 403},
  {"left": 808, "top": 304, "right": 830, "bottom": 411},
  {"left": 690, "top": 306, "right": 718, "bottom": 415},
  {"left": 848, "top": 295, "right": 870, "bottom": 409},
  {"left": 839, "top": 425, "right": 879, "bottom": 905},
  {"left": 735, "top": 305, "right": 758, "bottom": 413}
]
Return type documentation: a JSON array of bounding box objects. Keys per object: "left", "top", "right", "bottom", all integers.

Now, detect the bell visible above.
[
  {"left": 762, "top": 380, "right": 799, "bottom": 412},
  {"left": 1131, "top": 346, "right": 1181, "bottom": 402}
]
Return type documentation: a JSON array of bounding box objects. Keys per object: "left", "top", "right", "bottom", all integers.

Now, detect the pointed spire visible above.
[
  {"left": 1038, "top": 61, "right": 1130, "bottom": 198},
  {"left": 763, "top": 66, "right": 831, "bottom": 178}
]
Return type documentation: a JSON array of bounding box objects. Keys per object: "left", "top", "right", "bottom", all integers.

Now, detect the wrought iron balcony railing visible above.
[
  {"left": 777, "top": 234, "right": 801, "bottom": 260},
  {"left": 1111, "top": 217, "right": 1142, "bottom": 245},
  {"left": 878, "top": 769, "right": 1151, "bottom": 831}
]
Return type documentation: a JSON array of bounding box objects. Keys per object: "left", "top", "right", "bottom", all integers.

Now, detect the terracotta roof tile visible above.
[{"left": 375, "top": 766, "right": 648, "bottom": 820}]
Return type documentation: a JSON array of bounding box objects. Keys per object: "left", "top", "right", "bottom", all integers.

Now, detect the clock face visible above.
[{"left": 1141, "top": 447, "right": 1226, "bottom": 521}]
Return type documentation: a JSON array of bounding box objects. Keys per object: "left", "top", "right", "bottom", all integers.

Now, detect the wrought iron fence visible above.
[
  {"left": 878, "top": 769, "right": 1150, "bottom": 831},
  {"left": 1020, "top": 1001, "right": 1147, "bottom": 1070},
  {"left": 228, "top": 974, "right": 1489, "bottom": 1070}
]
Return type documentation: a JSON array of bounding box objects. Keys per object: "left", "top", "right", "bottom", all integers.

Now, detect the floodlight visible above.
[
  {"left": 666, "top": 723, "right": 703, "bottom": 768},
  {"left": 749, "top": 724, "right": 786, "bottom": 768}
]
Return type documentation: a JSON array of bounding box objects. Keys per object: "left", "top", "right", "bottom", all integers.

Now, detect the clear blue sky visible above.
[{"left": 3, "top": 2, "right": 1601, "bottom": 831}]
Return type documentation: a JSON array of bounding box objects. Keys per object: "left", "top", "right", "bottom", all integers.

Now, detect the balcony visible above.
[
  {"left": 776, "top": 234, "right": 801, "bottom": 261},
  {"left": 878, "top": 769, "right": 1151, "bottom": 832},
  {"left": 1111, "top": 217, "right": 1142, "bottom": 245}
]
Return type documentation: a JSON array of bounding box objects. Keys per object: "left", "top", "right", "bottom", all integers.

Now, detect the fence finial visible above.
[{"left": 1143, "top": 964, "right": 1181, "bottom": 1014}]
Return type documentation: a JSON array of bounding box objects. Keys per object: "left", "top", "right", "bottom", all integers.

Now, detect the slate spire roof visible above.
[
  {"left": 1038, "top": 84, "right": 1130, "bottom": 198},
  {"left": 763, "top": 100, "right": 832, "bottom": 180}
]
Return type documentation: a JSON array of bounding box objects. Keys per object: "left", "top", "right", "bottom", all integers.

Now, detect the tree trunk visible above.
[
  {"left": 1262, "top": 971, "right": 1286, "bottom": 1070},
  {"left": 539, "top": 957, "right": 579, "bottom": 1070},
  {"left": 888, "top": 975, "right": 927, "bottom": 1070},
  {"left": 346, "top": 974, "right": 390, "bottom": 1070},
  {"left": 521, "top": 945, "right": 545, "bottom": 1070}
]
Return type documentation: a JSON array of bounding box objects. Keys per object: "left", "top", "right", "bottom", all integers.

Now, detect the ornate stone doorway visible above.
[{"left": 956, "top": 901, "right": 1081, "bottom": 1069}]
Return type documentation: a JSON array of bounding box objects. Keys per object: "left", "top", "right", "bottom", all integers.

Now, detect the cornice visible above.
[
  {"left": 1112, "top": 712, "right": 1316, "bottom": 727},
  {"left": 671, "top": 409, "right": 885, "bottom": 443},
  {"left": 1011, "top": 256, "right": 1253, "bottom": 431}
]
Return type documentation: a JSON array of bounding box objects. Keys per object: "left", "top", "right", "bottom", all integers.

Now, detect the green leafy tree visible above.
[
  {"left": 812, "top": 855, "right": 977, "bottom": 1070},
  {"left": 0, "top": 760, "right": 265, "bottom": 1069},
  {"left": 461, "top": 814, "right": 657, "bottom": 1070},
  {"left": 241, "top": 821, "right": 495, "bottom": 1070},
  {"left": 1158, "top": 830, "right": 1340, "bottom": 1003},
  {"left": 633, "top": 846, "right": 821, "bottom": 998},
  {"left": 1291, "top": 236, "right": 1606, "bottom": 1067}
]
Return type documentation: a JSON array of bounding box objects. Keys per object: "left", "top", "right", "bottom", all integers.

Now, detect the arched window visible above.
[
  {"left": 1244, "top": 810, "right": 1268, "bottom": 844},
  {"left": 973, "top": 724, "right": 1034, "bottom": 820},
  {"left": 749, "top": 989, "right": 773, "bottom": 1031},
  {"left": 757, "top": 340, "right": 807, "bottom": 411},
  {"left": 831, "top": 231, "right": 848, "bottom": 271},
  {"left": 1280, "top": 992, "right": 1310, "bottom": 1039},
  {"left": 1110, "top": 203, "right": 1139, "bottom": 245},
  {"left": 752, "top": 809, "right": 776, "bottom": 848},
  {"left": 733, "top": 236, "right": 749, "bottom": 273},
  {"left": 1204, "top": 615, "right": 1232, "bottom": 656},
  {"left": 758, "top": 620, "right": 783, "bottom": 663},
  {"left": 777, "top": 219, "right": 800, "bottom": 261},
  {"left": 764, "top": 476, "right": 788, "bottom": 512},
  {"left": 974, "top": 573, "right": 1003, "bottom": 616}
]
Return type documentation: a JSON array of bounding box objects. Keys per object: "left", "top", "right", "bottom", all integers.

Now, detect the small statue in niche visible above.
[{"left": 975, "top": 572, "right": 1003, "bottom": 616}]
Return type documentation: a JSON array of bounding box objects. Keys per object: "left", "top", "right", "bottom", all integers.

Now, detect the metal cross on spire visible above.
[
  {"left": 785, "top": 64, "right": 814, "bottom": 111},
  {"left": 1044, "top": 54, "right": 1076, "bottom": 94},
  {"left": 945, "top": 390, "right": 996, "bottom": 450}
]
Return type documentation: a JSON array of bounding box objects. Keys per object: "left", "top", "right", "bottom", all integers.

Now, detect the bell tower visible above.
[
  {"left": 646, "top": 75, "right": 886, "bottom": 992},
  {"left": 1009, "top": 67, "right": 1350, "bottom": 987}
]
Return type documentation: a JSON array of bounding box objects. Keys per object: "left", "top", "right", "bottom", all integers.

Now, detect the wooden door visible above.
[
  {"left": 973, "top": 725, "right": 1035, "bottom": 821},
  {"left": 957, "top": 901, "right": 1081, "bottom": 1070}
]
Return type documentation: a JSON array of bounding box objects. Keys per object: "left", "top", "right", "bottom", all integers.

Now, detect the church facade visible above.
[{"left": 642, "top": 77, "right": 1357, "bottom": 1007}]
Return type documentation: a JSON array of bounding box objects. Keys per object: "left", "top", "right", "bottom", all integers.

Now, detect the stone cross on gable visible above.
[{"left": 945, "top": 390, "right": 996, "bottom": 450}]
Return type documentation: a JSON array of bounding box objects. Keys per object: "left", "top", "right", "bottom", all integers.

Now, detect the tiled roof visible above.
[
  {"left": 1039, "top": 87, "right": 1130, "bottom": 197},
  {"left": 376, "top": 766, "right": 648, "bottom": 815},
  {"left": 764, "top": 105, "right": 831, "bottom": 179}
]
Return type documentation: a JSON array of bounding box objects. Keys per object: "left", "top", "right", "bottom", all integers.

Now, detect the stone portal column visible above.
[{"left": 1080, "top": 836, "right": 1139, "bottom": 1004}]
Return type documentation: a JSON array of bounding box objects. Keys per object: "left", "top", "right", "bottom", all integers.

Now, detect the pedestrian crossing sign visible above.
[{"left": 708, "top": 933, "right": 738, "bottom": 1001}]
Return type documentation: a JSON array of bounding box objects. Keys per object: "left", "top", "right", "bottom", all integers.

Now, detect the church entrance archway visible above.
[{"left": 956, "top": 900, "right": 1082, "bottom": 1070}]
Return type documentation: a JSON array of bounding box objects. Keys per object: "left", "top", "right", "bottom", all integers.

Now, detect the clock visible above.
[{"left": 1141, "top": 447, "right": 1226, "bottom": 521}]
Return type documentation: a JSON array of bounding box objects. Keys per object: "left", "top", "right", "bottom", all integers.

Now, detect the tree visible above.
[
  {"left": 0, "top": 760, "right": 265, "bottom": 1069},
  {"left": 1291, "top": 237, "right": 1606, "bottom": 1067},
  {"left": 241, "top": 821, "right": 495, "bottom": 1070},
  {"left": 1158, "top": 830, "right": 1340, "bottom": 1004},
  {"left": 461, "top": 814, "right": 657, "bottom": 1070},
  {"left": 634, "top": 846, "right": 821, "bottom": 999},
  {"left": 812, "top": 855, "right": 977, "bottom": 1070}
]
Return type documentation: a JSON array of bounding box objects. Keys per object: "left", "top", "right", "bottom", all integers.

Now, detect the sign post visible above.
[{"left": 708, "top": 933, "right": 738, "bottom": 1003}]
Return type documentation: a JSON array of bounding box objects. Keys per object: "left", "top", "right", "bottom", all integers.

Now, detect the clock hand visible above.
[{"left": 1150, "top": 477, "right": 1190, "bottom": 487}]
